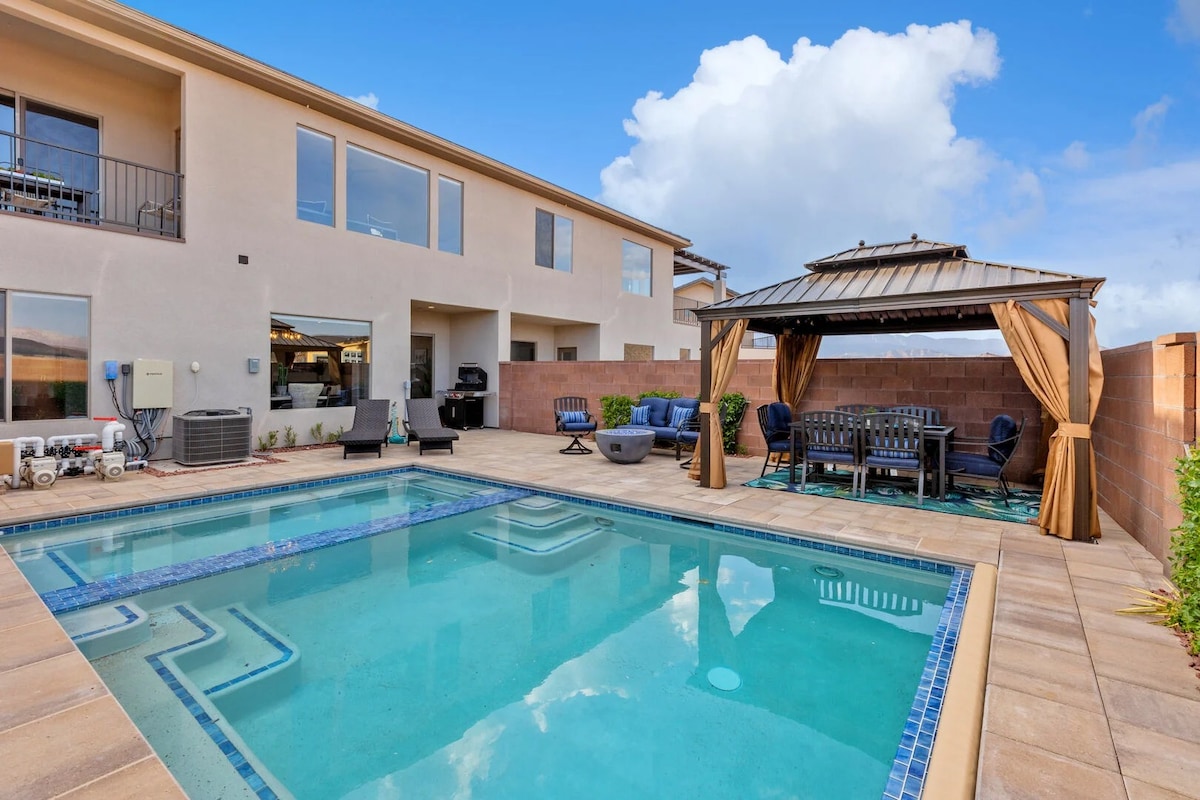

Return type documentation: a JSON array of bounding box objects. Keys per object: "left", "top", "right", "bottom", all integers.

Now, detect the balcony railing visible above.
[
  {"left": 673, "top": 307, "right": 700, "bottom": 326},
  {"left": 0, "top": 132, "right": 183, "bottom": 238}
]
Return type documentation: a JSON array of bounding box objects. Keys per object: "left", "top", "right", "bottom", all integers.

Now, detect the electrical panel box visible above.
[{"left": 132, "top": 359, "right": 174, "bottom": 408}]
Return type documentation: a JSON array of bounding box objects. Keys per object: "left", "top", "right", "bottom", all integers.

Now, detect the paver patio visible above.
[{"left": 1, "top": 429, "right": 1196, "bottom": 798}]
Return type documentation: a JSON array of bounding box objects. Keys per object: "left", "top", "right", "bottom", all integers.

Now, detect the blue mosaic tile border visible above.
[
  {"left": 40, "top": 487, "right": 531, "bottom": 614},
  {"left": 145, "top": 605, "right": 279, "bottom": 800},
  {"left": 204, "top": 607, "right": 294, "bottom": 696},
  {"left": 68, "top": 603, "right": 140, "bottom": 642},
  {"left": 883, "top": 566, "right": 973, "bottom": 800},
  {"left": 46, "top": 551, "right": 89, "bottom": 587}
]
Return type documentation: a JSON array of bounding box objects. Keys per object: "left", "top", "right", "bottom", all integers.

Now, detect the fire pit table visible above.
[{"left": 595, "top": 428, "right": 655, "bottom": 464}]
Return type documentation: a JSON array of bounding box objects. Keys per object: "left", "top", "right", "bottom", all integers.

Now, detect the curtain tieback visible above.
[
  {"left": 1054, "top": 422, "right": 1091, "bottom": 439},
  {"left": 699, "top": 402, "right": 718, "bottom": 414}
]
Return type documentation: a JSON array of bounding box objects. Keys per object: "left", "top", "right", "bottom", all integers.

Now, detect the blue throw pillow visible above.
[
  {"left": 630, "top": 404, "right": 650, "bottom": 425},
  {"left": 560, "top": 410, "right": 587, "bottom": 424},
  {"left": 669, "top": 405, "right": 695, "bottom": 429}
]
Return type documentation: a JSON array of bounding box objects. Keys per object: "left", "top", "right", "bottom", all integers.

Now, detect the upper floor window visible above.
[
  {"left": 346, "top": 144, "right": 428, "bottom": 247},
  {"left": 622, "top": 240, "right": 652, "bottom": 296},
  {"left": 0, "top": 96, "right": 14, "bottom": 164},
  {"left": 3, "top": 291, "right": 90, "bottom": 421},
  {"left": 296, "top": 127, "right": 334, "bottom": 226},
  {"left": 437, "top": 176, "right": 463, "bottom": 255},
  {"left": 535, "top": 209, "right": 572, "bottom": 271}
]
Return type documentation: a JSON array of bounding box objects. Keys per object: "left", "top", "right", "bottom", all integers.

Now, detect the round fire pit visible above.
[{"left": 595, "top": 428, "right": 655, "bottom": 464}]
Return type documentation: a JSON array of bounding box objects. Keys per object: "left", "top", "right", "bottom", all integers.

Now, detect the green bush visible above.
[
  {"left": 637, "top": 389, "right": 681, "bottom": 401},
  {"left": 599, "top": 394, "right": 633, "bottom": 429},
  {"left": 1170, "top": 443, "right": 1200, "bottom": 653},
  {"left": 718, "top": 392, "right": 749, "bottom": 454}
]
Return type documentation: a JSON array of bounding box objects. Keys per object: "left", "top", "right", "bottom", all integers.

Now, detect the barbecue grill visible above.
[{"left": 441, "top": 363, "right": 490, "bottom": 429}]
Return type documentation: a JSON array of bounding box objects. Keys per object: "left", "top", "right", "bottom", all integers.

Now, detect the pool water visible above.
[{"left": 4, "top": 469, "right": 963, "bottom": 800}]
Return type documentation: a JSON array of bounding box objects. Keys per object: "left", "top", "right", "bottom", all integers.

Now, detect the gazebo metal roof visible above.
[{"left": 694, "top": 237, "right": 1104, "bottom": 336}]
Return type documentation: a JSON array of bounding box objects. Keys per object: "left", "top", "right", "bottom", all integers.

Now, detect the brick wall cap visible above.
[{"left": 1155, "top": 332, "right": 1198, "bottom": 346}]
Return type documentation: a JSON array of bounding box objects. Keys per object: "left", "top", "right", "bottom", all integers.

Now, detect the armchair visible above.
[
  {"left": 945, "top": 414, "right": 1026, "bottom": 505},
  {"left": 756, "top": 402, "right": 793, "bottom": 477},
  {"left": 554, "top": 396, "right": 597, "bottom": 454},
  {"left": 860, "top": 413, "right": 926, "bottom": 504}
]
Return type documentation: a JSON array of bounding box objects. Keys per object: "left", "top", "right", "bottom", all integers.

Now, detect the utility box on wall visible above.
[{"left": 132, "top": 359, "right": 174, "bottom": 408}]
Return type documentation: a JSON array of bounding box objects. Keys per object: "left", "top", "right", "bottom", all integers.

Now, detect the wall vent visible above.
[{"left": 172, "top": 409, "right": 252, "bottom": 466}]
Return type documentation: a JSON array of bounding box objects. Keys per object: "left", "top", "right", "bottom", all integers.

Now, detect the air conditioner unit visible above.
[{"left": 172, "top": 409, "right": 252, "bottom": 466}]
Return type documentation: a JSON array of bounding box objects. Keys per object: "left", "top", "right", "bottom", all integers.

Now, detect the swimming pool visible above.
[{"left": 3, "top": 468, "right": 970, "bottom": 800}]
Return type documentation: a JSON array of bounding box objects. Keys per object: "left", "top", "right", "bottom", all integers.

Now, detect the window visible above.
[
  {"left": 556, "top": 347, "right": 577, "bottom": 361},
  {"left": 511, "top": 341, "right": 537, "bottom": 361},
  {"left": 534, "top": 209, "right": 572, "bottom": 271},
  {"left": 346, "top": 144, "right": 429, "bottom": 246},
  {"left": 5, "top": 292, "right": 89, "bottom": 421},
  {"left": 0, "top": 95, "right": 14, "bottom": 165},
  {"left": 622, "top": 240, "right": 652, "bottom": 296},
  {"left": 270, "top": 314, "right": 370, "bottom": 410},
  {"left": 22, "top": 100, "right": 99, "bottom": 195},
  {"left": 438, "top": 176, "right": 463, "bottom": 254},
  {"left": 296, "top": 127, "right": 334, "bottom": 226}
]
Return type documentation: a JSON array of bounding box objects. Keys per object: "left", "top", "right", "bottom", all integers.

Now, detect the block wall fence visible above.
[{"left": 500, "top": 335, "right": 1200, "bottom": 566}]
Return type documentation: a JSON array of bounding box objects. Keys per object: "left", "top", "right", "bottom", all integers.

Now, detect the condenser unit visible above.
[{"left": 172, "top": 409, "right": 252, "bottom": 466}]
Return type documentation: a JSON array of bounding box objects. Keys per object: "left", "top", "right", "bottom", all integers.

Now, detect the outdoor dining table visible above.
[
  {"left": 788, "top": 421, "right": 956, "bottom": 501},
  {"left": 0, "top": 167, "right": 98, "bottom": 223}
]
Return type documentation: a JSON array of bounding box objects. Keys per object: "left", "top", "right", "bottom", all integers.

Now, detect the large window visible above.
[
  {"left": 22, "top": 100, "right": 99, "bottom": 195},
  {"left": 535, "top": 209, "right": 572, "bottom": 271},
  {"left": 437, "top": 176, "right": 463, "bottom": 255},
  {"left": 346, "top": 144, "right": 429, "bottom": 246},
  {"left": 4, "top": 291, "right": 89, "bottom": 421},
  {"left": 0, "top": 95, "right": 14, "bottom": 166},
  {"left": 296, "top": 127, "right": 334, "bottom": 226},
  {"left": 270, "top": 314, "right": 370, "bottom": 410},
  {"left": 622, "top": 240, "right": 653, "bottom": 296}
]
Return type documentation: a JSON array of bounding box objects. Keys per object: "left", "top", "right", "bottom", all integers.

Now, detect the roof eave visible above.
[{"left": 29, "top": 0, "right": 691, "bottom": 249}]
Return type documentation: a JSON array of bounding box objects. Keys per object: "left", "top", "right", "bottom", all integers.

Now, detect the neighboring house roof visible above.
[
  {"left": 696, "top": 236, "right": 1105, "bottom": 336},
  {"left": 674, "top": 277, "right": 739, "bottom": 299},
  {"left": 31, "top": 0, "right": 690, "bottom": 250}
]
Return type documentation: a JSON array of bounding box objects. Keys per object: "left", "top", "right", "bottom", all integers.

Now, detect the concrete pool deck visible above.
[{"left": 1, "top": 429, "right": 1197, "bottom": 799}]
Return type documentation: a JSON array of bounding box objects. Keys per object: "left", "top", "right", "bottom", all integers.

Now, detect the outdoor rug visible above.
[{"left": 745, "top": 469, "right": 1041, "bottom": 525}]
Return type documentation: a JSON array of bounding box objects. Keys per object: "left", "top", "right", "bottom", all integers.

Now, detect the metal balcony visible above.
[{"left": 0, "top": 132, "right": 183, "bottom": 238}]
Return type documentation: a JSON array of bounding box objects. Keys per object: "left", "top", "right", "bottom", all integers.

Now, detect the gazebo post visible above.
[
  {"left": 699, "top": 319, "right": 714, "bottom": 488},
  {"left": 1069, "top": 295, "right": 1093, "bottom": 541}
]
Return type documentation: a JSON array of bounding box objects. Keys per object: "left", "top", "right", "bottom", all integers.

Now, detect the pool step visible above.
[
  {"left": 58, "top": 601, "right": 150, "bottom": 659},
  {"left": 170, "top": 604, "right": 300, "bottom": 704},
  {"left": 403, "top": 475, "right": 502, "bottom": 502},
  {"left": 465, "top": 506, "right": 609, "bottom": 573}
]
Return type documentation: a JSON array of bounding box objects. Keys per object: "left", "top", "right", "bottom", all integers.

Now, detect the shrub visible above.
[
  {"left": 310, "top": 422, "right": 324, "bottom": 443},
  {"left": 282, "top": 425, "right": 297, "bottom": 448},
  {"left": 326, "top": 426, "right": 343, "bottom": 443},
  {"left": 637, "top": 389, "right": 681, "bottom": 401},
  {"left": 256, "top": 430, "right": 278, "bottom": 451},
  {"left": 1170, "top": 443, "right": 1200, "bottom": 653},
  {"left": 718, "top": 392, "right": 749, "bottom": 454},
  {"left": 599, "top": 394, "right": 633, "bottom": 429}
]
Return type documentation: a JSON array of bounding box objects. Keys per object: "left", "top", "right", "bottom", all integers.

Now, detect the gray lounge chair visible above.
[
  {"left": 404, "top": 398, "right": 459, "bottom": 455},
  {"left": 338, "top": 399, "right": 391, "bottom": 458}
]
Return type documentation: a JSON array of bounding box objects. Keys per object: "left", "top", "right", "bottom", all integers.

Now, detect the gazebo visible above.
[{"left": 690, "top": 237, "right": 1105, "bottom": 542}]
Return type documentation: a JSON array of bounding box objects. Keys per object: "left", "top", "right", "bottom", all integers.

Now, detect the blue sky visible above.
[{"left": 126, "top": 0, "right": 1200, "bottom": 347}]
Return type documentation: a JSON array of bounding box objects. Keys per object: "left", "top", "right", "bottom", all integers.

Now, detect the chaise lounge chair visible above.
[
  {"left": 404, "top": 398, "right": 459, "bottom": 455},
  {"left": 338, "top": 398, "right": 391, "bottom": 459}
]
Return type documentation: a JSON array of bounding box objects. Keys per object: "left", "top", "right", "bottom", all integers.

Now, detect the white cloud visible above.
[
  {"left": 1130, "top": 96, "right": 1171, "bottom": 161},
  {"left": 1062, "top": 140, "right": 1090, "bottom": 170},
  {"left": 1169, "top": 0, "right": 1200, "bottom": 41},
  {"left": 600, "top": 22, "right": 1002, "bottom": 283},
  {"left": 348, "top": 92, "right": 380, "bottom": 110}
]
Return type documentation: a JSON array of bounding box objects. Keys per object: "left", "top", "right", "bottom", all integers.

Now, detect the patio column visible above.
[{"left": 1068, "top": 295, "right": 1094, "bottom": 542}]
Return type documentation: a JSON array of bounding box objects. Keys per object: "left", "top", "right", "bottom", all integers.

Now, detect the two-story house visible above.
[{"left": 0, "top": 0, "right": 712, "bottom": 450}]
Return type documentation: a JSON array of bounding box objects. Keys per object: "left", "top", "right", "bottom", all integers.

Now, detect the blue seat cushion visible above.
[
  {"left": 864, "top": 454, "right": 921, "bottom": 470},
  {"left": 560, "top": 421, "right": 597, "bottom": 433},
  {"left": 630, "top": 404, "right": 650, "bottom": 426},
  {"left": 767, "top": 402, "right": 792, "bottom": 434},
  {"left": 559, "top": 410, "right": 588, "bottom": 424},
  {"left": 640, "top": 397, "right": 671, "bottom": 428},
  {"left": 678, "top": 429, "right": 700, "bottom": 445},
  {"left": 988, "top": 415, "right": 1019, "bottom": 463},
  {"left": 945, "top": 451, "right": 1002, "bottom": 477},
  {"left": 617, "top": 423, "right": 678, "bottom": 442},
  {"left": 805, "top": 448, "right": 855, "bottom": 464}
]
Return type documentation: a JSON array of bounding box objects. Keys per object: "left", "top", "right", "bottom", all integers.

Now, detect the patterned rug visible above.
[{"left": 744, "top": 469, "right": 1041, "bottom": 524}]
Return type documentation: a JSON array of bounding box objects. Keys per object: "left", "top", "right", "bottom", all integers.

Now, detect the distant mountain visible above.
[{"left": 818, "top": 334, "right": 1010, "bottom": 358}]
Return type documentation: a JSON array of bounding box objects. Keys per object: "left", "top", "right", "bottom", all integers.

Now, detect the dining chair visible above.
[
  {"left": 945, "top": 414, "right": 1026, "bottom": 505},
  {"left": 791, "top": 411, "right": 860, "bottom": 493},
  {"left": 859, "top": 412, "right": 926, "bottom": 504},
  {"left": 886, "top": 405, "right": 941, "bottom": 426}
]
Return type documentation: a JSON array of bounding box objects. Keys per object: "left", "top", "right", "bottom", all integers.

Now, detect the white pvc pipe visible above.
[
  {"left": 101, "top": 421, "right": 125, "bottom": 452},
  {"left": 46, "top": 434, "right": 99, "bottom": 449},
  {"left": 11, "top": 436, "right": 45, "bottom": 489}
]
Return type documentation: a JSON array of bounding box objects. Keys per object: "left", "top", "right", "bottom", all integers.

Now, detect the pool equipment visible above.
[
  {"left": 9, "top": 420, "right": 132, "bottom": 489},
  {"left": 707, "top": 666, "right": 743, "bottom": 692}
]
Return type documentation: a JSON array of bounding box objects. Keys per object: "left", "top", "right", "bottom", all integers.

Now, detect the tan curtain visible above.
[
  {"left": 689, "top": 318, "right": 749, "bottom": 488},
  {"left": 991, "top": 299, "right": 1103, "bottom": 539},
  {"left": 773, "top": 333, "right": 822, "bottom": 407}
]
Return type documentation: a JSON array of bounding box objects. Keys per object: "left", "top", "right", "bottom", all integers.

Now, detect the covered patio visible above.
[{"left": 691, "top": 237, "right": 1106, "bottom": 542}]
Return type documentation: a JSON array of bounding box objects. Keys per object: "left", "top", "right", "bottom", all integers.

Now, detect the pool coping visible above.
[{"left": 6, "top": 464, "right": 973, "bottom": 800}]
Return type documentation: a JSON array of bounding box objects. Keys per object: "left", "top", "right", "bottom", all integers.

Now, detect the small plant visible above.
[
  {"left": 718, "top": 392, "right": 749, "bottom": 455},
  {"left": 310, "top": 422, "right": 324, "bottom": 443},
  {"left": 600, "top": 394, "right": 633, "bottom": 428},
  {"left": 282, "top": 425, "right": 297, "bottom": 448},
  {"left": 1168, "top": 443, "right": 1200, "bottom": 654},
  {"left": 637, "top": 389, "right": 682, "bottom": 401},
  {"left": 326, "top": 426, "right": 344, "bottom": 443},
  {"left": 256, "top": 430, "right": 278, "bottom": 451}
]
